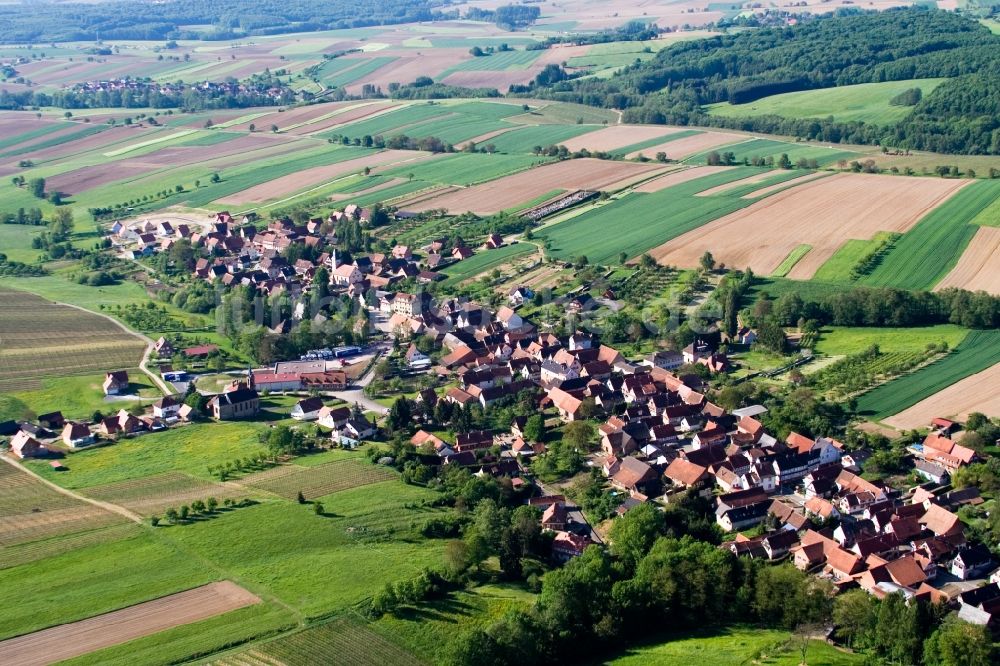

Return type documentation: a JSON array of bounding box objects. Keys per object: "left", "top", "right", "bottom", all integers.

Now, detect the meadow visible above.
[
  {"left": 812, "top": 232, "right": 897, "bottom": 282},
  {"left": 770, "top": 244, "right": 812, "bottom": 277},
  {"left": 813, "top": 324, "right": 969, "bottom": 357},
  {"left": 0, "top": 372, "right": 159, "bottom": 423},
  {"left": 441, "top": 242, "right": 537, "bottom": 282},
  {"left": 538, "top": 167, "right": 766, "bottom": 265},
  {"left": 860, "top": 178, "right": 1000, "bottom": 290},
  {"left": 855, "top": 329, "right": 1000, "bottom": 419},
  {"left": 705, "top": 78, "right": 946, "bottom": 124},
  {"left": 685, "top": 138, "right": 860, "bottom": 167}
]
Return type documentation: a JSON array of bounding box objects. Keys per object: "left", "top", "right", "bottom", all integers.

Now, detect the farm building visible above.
[
  {"left": 183, "top": 344, "right": 220, "bottom": 359},
  {"left": 103, "top": 370, "right": 130, "bottom": 395},
  {"left": 291, "top": 397, "right": 325, "bottom": 421},
  {"left": 61, "top": 422, "right": 94, "bottom": 448},
  {"left": 10, "top": 430, "right": 50, "bottom": 458}
]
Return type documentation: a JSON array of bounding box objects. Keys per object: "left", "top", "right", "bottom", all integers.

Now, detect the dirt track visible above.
[{"left": 0, "top": 582, "right": 260, "bottom": 666}]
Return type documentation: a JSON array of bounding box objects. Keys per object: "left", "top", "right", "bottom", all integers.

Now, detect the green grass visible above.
[
  {"left": 706, "top": 78, "right": 946, "bottom": 124},
  {"left": 983, "top": 18, "right": 1000, "bottom": 35},
  {"left": 685, "top": 138, "right": 859, "bottom": 167},
  {"left": 176, "top": 130, "right": 244, "bottom": 147},
  {"left": 511, "top": 102, "right": 620, "bottom": 126},
  {"left": 393, "top": 116, "right": 514, "bottom": 145},
  {"left": 372, "top": 584, "right": 537, "bottom": 662},
  {"left": 166, "top": 481, "right": 449, "bottom": 619},
  {"left": 382, "top": 152, "right": 546, "bottom": 186},
  {"left": 607, "top": 626, "right": 863, "bottom": 665},
  {"left": 751, "top": 276, "right": 854, "bottom": 302},
  {"left": 0, "top": 121, "right": 69, "bottom": 152},
  {"left": 0, "top": 223, "right": 45, "bottom": 263},
  {"left": 325, "top": 103, "right": 449, "bottom": 139},
  {"left": 855, "top": 329, "right": 1000, "bottom": 419},
  {"left": 0, "top": 530, "right": 218, "bottom": 640},
  {"left": 813, "top": 232, "right": 896, "bottom": 282},
  {"left": 0, "top": 273, "right": 158, "bottom": 310},
  {"left": 350, "top": 179, "right": 430, "bottom": 207},
  {"left": 770, "top": 244, "right": 812, "bottom": 277},
  {"left": 235, "top": 617, "right": 419, "bottom": 666},
  {"left": 486, "top": 123, "right": 598, "bottom": 153},
  {"left": 969, "top": 191, "right": 1000, "bottom": 227},
  {"left": 439, "top": 49, "right": 542, "bottom": 77},
  {"left": 538, "top": 167, "right": 768, "bottom": 264},
  {"left": 860, "top": 179, "right": 1000, "bottom": 290},
  {"left": 0, "top": 372, "right": 158, "bottom": 423},
  {"left": 102, "top": 130, "right": 198, "bottom": 157},
  {"left": 24, "top": 421, "right": 270, "bottom": 489},
  {"left": 814, "top": 324, "right": 969, "bottom": 357},
  {"left": 322, "top": 56, "right": 398, "bottom": 88},
  {"left": 58, "top": 603, "right": 297, "bottom": 666},
  {"left": 442, "top": 243, "right": 536, "bottom": 281}
]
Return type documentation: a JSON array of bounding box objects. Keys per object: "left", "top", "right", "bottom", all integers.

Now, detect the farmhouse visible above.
[
  {"left": 61, "top": 422, "right": 94, "bottom": 448},
  {"left": 10, "top": 430, "right": 50, "bottom": 458},
  {"left": 103, "top": 370, "right": 129, "bottom": 395},
  {"left": 291, "top": 397, "right": 325, "bottom": 421},
  {"left": 152, "top": 395, "right": 182, "bottom": 419}
]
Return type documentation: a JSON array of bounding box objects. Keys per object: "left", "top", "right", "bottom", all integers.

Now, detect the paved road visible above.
[{"left": 329, "top": 344, "right": 390, "bottom": 415}]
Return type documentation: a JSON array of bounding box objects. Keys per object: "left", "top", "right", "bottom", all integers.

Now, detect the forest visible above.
[
  {"left": 532, "top": 9, "right": 1000, "bottom": 154},
  {"left": 0, "top": 0, "right": 452, "bottom": 43}
]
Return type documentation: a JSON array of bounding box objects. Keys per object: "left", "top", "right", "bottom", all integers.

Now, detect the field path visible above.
[
  {"left": 58, "top": 302, "right": 171, "bottom": 396},
  {"left": 0, "top": 581, "right": 259, "bottom": 666},
  {"left": 0, "top": 455, "right": 143, "bottom": 524}
]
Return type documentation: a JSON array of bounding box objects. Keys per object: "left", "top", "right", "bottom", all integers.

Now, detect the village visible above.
[{"left": 4, "top": 201, "right": 1000, "bottom": 645}]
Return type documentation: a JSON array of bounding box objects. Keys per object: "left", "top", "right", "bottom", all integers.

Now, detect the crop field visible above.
[
  {"left": 934, "top": 226, "right": 1000, "bottom": 295},
  {"left": 705, "top": 78, "right": 947, "bottom": 124},
  {"left": 0, "top": 581, "right": 261, "bottom": 666},
  {"left": 81, "top": 472, "right": 250, "bottom": 516},
  {"left": 770, "top": 244, "right": 812, "bottom": 277},
  {"left": 239, "top": 458, "right": 397, "bottom": 500},
  {"left": 540, "top": 167, "right": 769, "bottom": 265},
  {"left": 860, "top": 178, "right": 1000, "bottom": 290},
  {"left": 560, "top": 124, "right": 683, "bottom": 153},
  {"left": 0, "top": 523, "right": 142, "bottom": 571},
  {"left": 24, "top": 421, "right": 270, "bottom": 489},
  {"left": 0, "top": 462, "right": 126, "bottom": 548},
  {"left": 624, "top": 130, "right": 746, "bottom": 160},
  {"left": 649, "top": 173, "right": 968, "bottom": 278},
  {"left": 813, "top": 325, "right": 968, "bottom": 357},
  {"left": 166, "top": 481, "right": 449, "bottom": 618},
  {"left": 685, "top": 138, "right": 860, "bottom": 167},
  {"left": 855, "top": 329, "right": 1000, "bottom": 420},
  {"left": 0, "top": 287, "right": 147, "bottom": 393},
  {"left": 441, "top": 243, "right": 538, "bottom": 282},
  {"left": 383, "top": 151, "right": 546, "bottom": 187},
  {"left": 314, "top": 56, "right": 399, "bottom": 88},
  {"left": 401, "top": 157, "right": 665, "bottom": 214},
  {"left": 323, "top": 103, "right": 450, "bottom": 139},
  {"left": 220, "top": 618, "right": 420, "bottom": 666},
  {"left": 884, "top": 360, "right": 1000, "bottom": 429},
  {"left": 439, "top": 49, "right": 542, "bottom": 74},
  {"left": 0, "top": 529, "right": 218, "bottom": 640}
]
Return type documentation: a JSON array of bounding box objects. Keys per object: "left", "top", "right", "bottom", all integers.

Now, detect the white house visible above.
[
  {"left": 318, "top": 405, "right": 351, "bottom": 429},
  {"left": 291, "top": 396, "right": 325, "bottom": 421},
  {"left": 152, "top": 395, "right": 182, "bottom": 420}
]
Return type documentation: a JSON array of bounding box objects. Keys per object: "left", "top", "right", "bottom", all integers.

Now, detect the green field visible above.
[
  {"left": 0, "top": 372, "right": 158, "bottom": 423},
  {"left": 382, "top": 152, "right": 546, "bottom": 186},
  {"left": 24, "top": 420, "right": 271, "bottom": 488},
  {"left": 813, "top": 232, "right": 897, "bottom": 282},
  {"left": 771, "top": 244, "right": 812, "bottom": 277},
  {"left": 706, "top": 78, "right": 946, "bottom": 124},
  {"left": 685, "top": 138, "right": 860, "bottom": 167},
  {"left": 538, "top": 167, "right": 768, "bottom": 264},
  {"left": 814, "top": 324, "right": 969, "bottom": 357},
  {"left": 613, "top": 129, "right": 702, "bottom": 158},
  {"left": 510, "top": 102, "right": 619, "bottom": 125},
  {"left": 322, "top": 56, "right": 398, "bottom": 88},
  {"left": 0, "top": 124, "right": 110, "bottom": 159},
  {"left": 323, "top": 103, "right": 447, "bottom": 138},
  {"left": 441, "top": 242, "right": 537, "bottom": 281},
  {"left": 860, "top": 179, "right": 1000, "bottom": 290},
  {"left": 166, "top": 480, "right": 448, "bottom": 619},
  {"left": 607, "top": 626, "right": 863, "bottom": 665},
  {"left": 855, "top": 329, "right": 1000, "bottom": 419},
  {"left": 970, "top": 192, "right": 1000, "bottom": 227},
  {"left": 485, "top": 123, "right": 598, "bottom": 153}
]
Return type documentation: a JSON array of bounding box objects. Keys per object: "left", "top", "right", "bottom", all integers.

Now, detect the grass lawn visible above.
[
  {"left": 812, "top": 232, "right": 896, "bottom": 282},
  {"left": 0, "top": 223, "right": 46, "bottom": 263},
  {"left": 0, "top": 273, "right": 154, "bottom": 310},
  {"left": 166, "top": 481, "right": 450, "bottom": 619},
  {"left": 0, "top": 530, "right": 218, "bottom": 640},
  {"left": 605, "top": 626, "right": 863, "bottom": 665},
  {"left": 705, "top": 78, "right": 946, "bottom": 125},
  {"left": 442, "top": 243, "right": 537, "bottom": 281},
  {"left": 771, "top": 244, "right": 812, "bottom": 277},
  {"left": 0, "top": 372, "right": 158, "bottom": 423},
  {"left": 814, "top": 325, "right": 969, "bottom": 357},
  {"left": 24, "top": 420, "right": 270, "bottom": 489}
]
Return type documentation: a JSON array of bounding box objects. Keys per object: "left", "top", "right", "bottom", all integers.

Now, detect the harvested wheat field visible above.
[
  {"left": 0, "top": 581, "right": 260, "bottom": 666},
  {"left": 634, "top": 166, "right": 732, "bottom": 192},
  {"left": 402, "top": 158, "right": 668, "bottom": 215},
  {"left": 217, "top": 150, "right": 430, "bottom": 205},
  {"left": 560, "top": 125, "right": 682, "bottom": 153},
  {"left": 741, "top": 170, "right": 831, "bottom": 199},
  {"left": 649, "top": 173, "right": 968, "bottom": 277},
  {"left": 626, "top": 131, "right": 745, "bottom": 160},
  {"left": 934, "top": 226, "right": 1000, "bottom": 295},
  {"left": 884, "top": 361, "right": 1000, "bottom": 430}
]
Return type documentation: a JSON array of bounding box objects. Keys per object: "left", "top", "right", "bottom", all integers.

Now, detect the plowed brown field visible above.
[
  {"left": 560, "top": 124, "right": 681, "bottom": 152},
  {"left": 649, "top": 173, "right": 968, "bottom": 277},
  {"left": 883, "top": 361, "right": 1000, "bottom": 430},
  {"left": 625, "top": 131, "right": 744, "bottom": 160},
  {"left": 0, "top": 582, "right": 260, "bottom": 666},
  {"left": 401, "top": 158, "right": 668, "bottom": 214},
  {"left": 934, "top": 226, "right": 1000, "bottom": 295}
]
